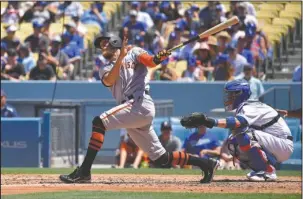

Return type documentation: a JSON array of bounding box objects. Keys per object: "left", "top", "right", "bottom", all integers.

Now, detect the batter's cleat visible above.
[
  {"left": 246, "top": 170, "right": 277, "bottom": 182},
  {"left": 59, "top": 167, "right": 91, "bottom": 183},
  {"left": 200, "top": 158, "right": 220, "bottom": 183}
]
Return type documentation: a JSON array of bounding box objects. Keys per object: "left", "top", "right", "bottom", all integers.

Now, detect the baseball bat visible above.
[{"left": 167, "top": 16, "right": 240, "bottom": 53}]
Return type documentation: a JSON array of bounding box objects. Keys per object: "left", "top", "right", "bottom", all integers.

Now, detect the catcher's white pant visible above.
[
  {"left": 253, "top": 130, "right": 294, "bottom": 162},
  {"left": 99, "top": 96, "right": 166, "bottom": 161}
]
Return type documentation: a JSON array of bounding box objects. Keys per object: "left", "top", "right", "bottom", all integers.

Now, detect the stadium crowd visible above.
[{"left": 1, "top": 1, "right": 301, "bottom": 85}]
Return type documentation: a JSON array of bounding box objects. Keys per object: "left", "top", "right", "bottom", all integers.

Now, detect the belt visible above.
[
  {"left": 252, "top": 131, "right": 293, "bottom": 141},
  {"left": 121, "top": 90, "right": 150, "bottom": 104}
]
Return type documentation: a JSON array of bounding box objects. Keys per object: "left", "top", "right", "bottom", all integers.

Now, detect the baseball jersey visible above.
[
  {"left": 99, "top": 47, "right": 150, "bottom": 104},
  {"left": 236, "top": 100, "right": 291, "bottom": 138},
  {"left": 182, "top": 132, "right": 221, "bottom": 157}
]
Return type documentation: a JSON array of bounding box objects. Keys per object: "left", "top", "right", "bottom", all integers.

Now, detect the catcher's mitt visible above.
[{"left": 180, "top": 112, "right": 216, "bottom": 129}]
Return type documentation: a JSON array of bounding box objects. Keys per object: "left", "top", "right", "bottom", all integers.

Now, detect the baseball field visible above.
[{"left": 1, "top": 168, "right": 302, "bottom": 199}]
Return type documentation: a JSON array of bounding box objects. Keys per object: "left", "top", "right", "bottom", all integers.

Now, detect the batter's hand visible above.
[
  {"left": 119, "top": 34, "right": 129, "bottom": 58},
  {"left": 153, "top": 49, "right": 171, "bottom": 65}
]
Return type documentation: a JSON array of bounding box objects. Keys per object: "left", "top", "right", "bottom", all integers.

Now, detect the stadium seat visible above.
[
  {"left": 272, "top": 18, "right": 296, "bottom": 29},
  {"left": 285, "top": 118, "right": 301, "bottom": 126},
  {"left": 279, "top": 142, "right": 302, "bottom": 170},
  {"left": 257, "top": 11, "right": 278, "bottom": 19},
  {"left": 284, "top": 3, "right": 302, "bottom": 14},
  {"left": 258, "top": 3, "right": 284, "bottom": 11},
  {"left": 289, "top": 125, "right": 301, "bottom": 142},
  {"left": 174, "top": 61, "right": 187, "bottom": 78},
  {"left": 279, "top": 10, "right": 302, "bottom": 20}
]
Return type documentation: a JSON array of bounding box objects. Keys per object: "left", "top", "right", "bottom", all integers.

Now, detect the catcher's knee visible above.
[
  {"left": 92, "top": 116, "right": 106, "bottom": 134},
  {"left": 154, "top": 152, "right": 171, "bottom": 166}
]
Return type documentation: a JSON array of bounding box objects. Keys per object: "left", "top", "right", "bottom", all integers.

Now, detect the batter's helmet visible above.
[
  {"left": 94, "top": 32, "right": 122, "bottom": 49},
  {"left": 224, "top": 79, "right": 251, "bottom": 111}
]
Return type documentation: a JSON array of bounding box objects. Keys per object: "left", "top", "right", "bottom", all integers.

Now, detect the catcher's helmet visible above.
[
  {"left": 94, "top": 32, "right": 122, "bottom": 49},
  {"left": 224, "top": 79, "right": 251, "bottom": 111}
]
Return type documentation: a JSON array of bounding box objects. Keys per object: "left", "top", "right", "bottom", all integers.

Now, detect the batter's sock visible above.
[
  {"left": 170, "top": 151, "right": 210, "bottom": 170},
  {"left": 80, "top": 132, "right": 104, "bottom": 175}
]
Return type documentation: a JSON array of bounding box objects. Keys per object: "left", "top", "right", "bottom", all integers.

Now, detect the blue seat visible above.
[
  {"left": 280, "top": 142, "right": 302, "bottom": 170},
  {"left": 289, "top": 125, "right": 301, "bottom": 142},
  {"left": 285, "top": 118, "right": 300, "bottom": 126}
]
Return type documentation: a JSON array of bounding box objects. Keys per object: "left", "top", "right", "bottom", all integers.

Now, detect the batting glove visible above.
[{"left": 153, "top": 50, "right": 171, "bottom": 65}]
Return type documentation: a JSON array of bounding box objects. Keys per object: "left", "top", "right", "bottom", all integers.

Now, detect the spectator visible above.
[
  {"left": 150, "top": 13, "right": 167, "bottom": 54},
  {"left": 236, "top": 64, "right": 264, "bottom": 100},
  {"left": 1, "top": 49, "right": 25, "bottom": 81},
  {"left": 193, "top": 42, "right": 214, "bottom": 81},
  {"left": 1, "top": 42, "right": 7, "bottom": 71},
  {"left": 123, "top": 10, "right": 147, "bottom": 44},
  {"left": 1, "top": 3, "right": 20, "bottom": 24},
  {"left": 17, "top": 44, "right": 35, "bottom": 77},
  {"left": 181, "top": 55, "right": 206, "bottom": 82},
  {"left": 245, "top": 22, "right": 267, "bottom": 76},
  {"left": 19, "top": 1, "right": 51, "bottom": 23},
  {"left": 116, "top": 134, "right": 145, "bottom": 169},
  {"left": 71, "top": 12, "right": 87, "bottom": 37},
  {"left": 219, "top": 139, "right": 241, "bottom": 170},
  {"left": 156, "top": 121, "right": 182, "bottom": 168},
  {"left": 174, "top": 23, "right": 186, "bottom": 42},
  {"left": 128, "top": 1, "right": 154, "bottom": 29},
  {"left": 226, "top": 42, "right": 248, "bottom": 77},
  {"left": 178, "top": 31, "right": 198, "bottom": 60},
  {"left": 1, "top": 24, "right": 20, "bottom": 50},
  {"left": 45, "top": 35, "right": 73, "bottom": 80},
  {"left": 212, "top": 4, "right": 227, "bottom": 27},
  {"left": 233, "top": 31, "right": 254, "bottom": 65},
  {"left": 293, "top": 65, "right": 302, "bottom": 82},
  {"left": 183, "top": 126, "right": 222, "bottom": 159},
  {"left": 89, "top": 54, "right": 108, "bottom": 82},
  {"left": 81, "top": 2, "right": 108, "bottom": 32},
  {"left": 216, "top": 31, "right": 231, "bottom": 53},
  {"left": 159, "top": 1, "right": 175, "bottom": 21},
  {"left": 146, "top": 2, "right": 159, "bottom": 20},
  {"left": 199, "top": 1, "right": 217, "bottom": 30},
  {"left": 24, "top": 19, "right": 50, "bottom": 53},
  {"left": 51, "top": 1, "right": 83, "bottom": 18},
  {"left": 1, "top": 90, "right": 18, "bottom": 117},
  {"left": 29, "top": 53, "right": 56, "bottom": 81},
  {"left": 177, "top": 9, "right": 200, "bottom": 33},
  {"left": 172, "top": 1, "right": 183, "bottom": 20},
  {"left": 151, "top": 59, "right": 177, "bottom": 81},
  {"left": 190, "top": 4, "right": 200, "bottom": 19},
  {"left": 134, "top": 35, "right": 151, "bottom": 53},
  {"left": 225, "top": 1, "right": 238, "bottom": 19},
  {"left": 64, "top": 21, "right": 84, "bottom": 50},
  {"left": 213, "top": 53, "right": 234, "bottom": 81},
  {"left": 61, "top": 34, "right": 82, "bottom": 65},
  {"left": 207, "top": 36, "right": 218, "bottom": 63}
]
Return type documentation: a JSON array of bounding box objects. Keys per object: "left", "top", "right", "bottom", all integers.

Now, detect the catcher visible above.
[
  {"left": 180, "top": 79, "right": 294, "bottom": 181},
  {"left": 59, "top": 32, "right": 219, "bottom": 184}
]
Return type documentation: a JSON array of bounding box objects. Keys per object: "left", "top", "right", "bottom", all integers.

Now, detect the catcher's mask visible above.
[{"left": 224, "top": 79, "right": 251, "bottom": 111}]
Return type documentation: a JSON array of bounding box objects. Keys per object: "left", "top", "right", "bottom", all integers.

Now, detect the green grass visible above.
[
  {"left": 1, "top": 168, "right": 301, "bottom": 176},
  {"left": 2, "top": 191, "right": 302, "bottom": 199}
]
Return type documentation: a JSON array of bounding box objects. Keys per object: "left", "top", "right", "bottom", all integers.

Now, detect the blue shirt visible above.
[
  {"left": 182, "top": 131, "right": 221, "bottom": 158},
  {"left": 17, "top": 56, "right": 36, "bottom": 74},
  {"left": 81, "top": 10, "right": 107, "bottom": 31},
  {"left": 240, "top": 49, "right": 254, "bottom": 65},
  {"left": 69, "top": 33, "right": 84, "bottom": 50},
  {"left": 293, "top": 65, "right": 302, "bottom": 82},
  {"left": 1, "top": 104, "right": 18, "bottom": 117},
  {"left": 122, "top": 21, "right": 147, "bottom": 43},
  {"left": 61, "top": 42, "right": 81, "bottom": 59}
]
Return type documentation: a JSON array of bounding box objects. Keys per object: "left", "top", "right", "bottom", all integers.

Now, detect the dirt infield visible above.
[{"left": 1, "top": 174, "right": 301, "bottom": 195}]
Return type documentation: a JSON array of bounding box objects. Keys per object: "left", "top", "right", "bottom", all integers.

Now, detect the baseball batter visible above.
[
  {"left": 180, "top": 79, "right": 294, "bottom": 181},
  {"left": 59, "top": 33, "right": 218, "bottom": 184}
]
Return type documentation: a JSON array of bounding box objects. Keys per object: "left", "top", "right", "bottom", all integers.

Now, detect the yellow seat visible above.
[
  {"left": 279, "top": 10, "right": 301, "bottom": 20},
  {"left": 85, "top": 24, "right": 100, "bottom": 41},
  {"left": 80, "top": 2, "right": 91, "bottom": 10},
  {"left": 257, "top": 18, "right": 272, "bottom": 26},
  {"left": 257, "top": 11, "right": 278, "bottom": 18},
  {"left": 258, "top": 3, "right": 284, "bottom": 11},
  {"left": 285, "top": 3, "right": 302, "bottom": 12},
  {"left": 174, "top": 61, "right": 187, "bottom": 78},
  {"left": 272, "top": 18, "right": 296, "bottom": 29},
  {"left": 262, "top": 27, "right": 283, "bottom": 38},
  {"left": 49, "top": 23, "right": 65, "bottom": 37}
]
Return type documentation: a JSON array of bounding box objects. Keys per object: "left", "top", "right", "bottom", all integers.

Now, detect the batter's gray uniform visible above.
[{"left": 99, "top": 47, "right": 166, "bottom": 160}]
